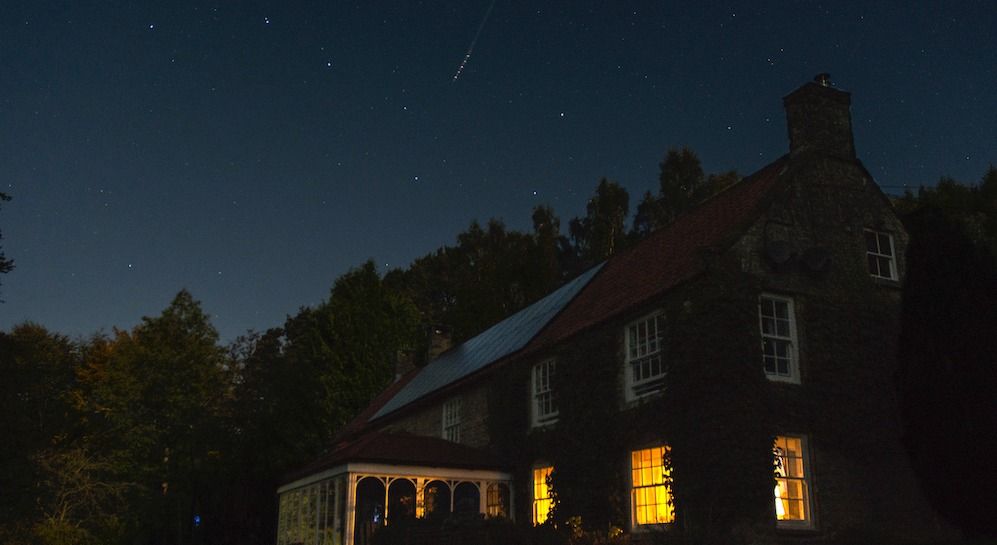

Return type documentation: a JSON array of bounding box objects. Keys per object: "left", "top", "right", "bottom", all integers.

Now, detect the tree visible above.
[
  {"left": 633, "top": 148, "right": 739, "bottom": 237},
  {"left": 0, "top": 192, "right": 14, "bottom": 298},
  {"left": 76, "top": 290, "right": 229, "bottom": 545},
  {"left": 0, "top": 324, "right": 80, "bottom": 543},
  {"left": 896, "top": 168, "right": 997, "bottom": 537},
  {"left": 569, "top": 178, "right": 630, "bottom": 265},
  {"left": 529, "top": 205, "right": 570, "bottom": 296}
]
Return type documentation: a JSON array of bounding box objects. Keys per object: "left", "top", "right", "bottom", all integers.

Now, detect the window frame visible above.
[
  {"left": 624, "top": 310, "right": 668, "bottom": 402},
  {"left": 629, "top": 445, "right": 675, "bottom": 529},
  {"left": 864, "top": 228, "right": 898, "bottom": 281},
  {"left": 531, "top": 465, "right": 554, "bottom": 526},
  {"left": 531, "top": 359, "right": 559, "bottom": 428},
  {"left": 442, "top": 397, "right": 462, "bottom": 443},
  {"left": 773, "top": 434, "right": 814, "bottom": 529},
  {"left": 759, "top": 294, "right": 800, "bottom": 384}
]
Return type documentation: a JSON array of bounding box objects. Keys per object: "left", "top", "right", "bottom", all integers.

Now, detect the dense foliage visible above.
[{"left": 895, "top": 167, "right": 997, "bottom": 537}]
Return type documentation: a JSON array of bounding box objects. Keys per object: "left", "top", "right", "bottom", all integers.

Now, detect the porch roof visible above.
[{"left": 282, "top": 431, "right": 506, "bottom": 485}]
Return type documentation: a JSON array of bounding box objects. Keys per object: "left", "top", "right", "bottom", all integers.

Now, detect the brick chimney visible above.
[
  {"left": 783, "top": 73, "right": 856, "bottom": 160},
  {"left": 427, "top": 325, "right": 452, "bottom": 361}
]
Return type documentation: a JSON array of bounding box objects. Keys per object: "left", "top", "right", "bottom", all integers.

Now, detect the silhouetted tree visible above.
[
  {"left": 0, "top": 192, "right": 13, "bottom": 298},
  {"left": 569, "top": 178, "right": 629, "bottom": 266},
  {"left": 897, "top": 167, "right": 997, "bottom": 538},
  {"left": 633, "top": 147, "right": 739, "bottom": 237}
]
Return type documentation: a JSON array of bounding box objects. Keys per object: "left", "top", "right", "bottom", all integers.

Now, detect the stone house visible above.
[{"left": 274, "top": 76, "right": 947, "bottom": 545}]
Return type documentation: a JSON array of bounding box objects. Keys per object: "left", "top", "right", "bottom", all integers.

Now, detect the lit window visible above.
[
  {"left": 759, "top": 295, "right": 799, "bottom": 383},
  {"left": 442, "top": 397, "right": 462, "bottom": 443},
  {"left": 625, "top": 312, "right": 667, "bottom": 400},
  {"left": 532, "top": 466, "right": 553, "bottom": 525},
  {"left": 865, "top": 229, "right": 897, "bottom": 280},
  {"left": 631, "top": 446, "right": 674, "bottom": 526},
  {"left": 486, "top": 483, "right": 510, "bottom": 518},
  {"left": 532, "top": 359, "right": 558, "bottom": 427},
  {"left": 774, "top": 435, "right": 812, "bottom": 526}
]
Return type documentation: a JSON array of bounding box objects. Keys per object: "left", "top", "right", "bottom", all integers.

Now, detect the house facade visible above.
[{"left": 275, "top": 76, "right": 949, "bottom": 545}]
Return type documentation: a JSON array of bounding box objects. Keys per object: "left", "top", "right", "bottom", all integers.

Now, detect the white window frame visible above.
[
  {"left": 442, "top": 397, "right": 462, "bottom": 443},
  {"left": 759, "top": 294, "right": 800, "bottom": 384},
  {"left": 864, "top": 229, "right": 898, "bottom": 280},
  {"left": 531, "top": 359, "right": 559, "bottom": 427},
  {"left": 629, "top": 445, "right": 675, "bottom": 528},
  {"left": 624, "top": 311, "right": 667, "bottom": 401},
  {"left": 774, "top": 434, "right": 814, "bottom": 528}
]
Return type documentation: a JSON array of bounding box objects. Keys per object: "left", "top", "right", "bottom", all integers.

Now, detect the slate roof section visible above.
[
  {"left": 530, "top": 156, "right": 788, "bottom": 349},
  {"left": 372, "top": 262, "right": 604, "bottom": 420}
]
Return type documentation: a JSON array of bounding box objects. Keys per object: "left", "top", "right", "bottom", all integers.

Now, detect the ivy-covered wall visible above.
[{"left": 478, "top": 151, "right": 949, "bottom": 544}]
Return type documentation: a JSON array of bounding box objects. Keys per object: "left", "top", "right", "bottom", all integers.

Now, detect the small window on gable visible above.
[
  {"left": 442, "top": 397, "right": 462, "bottom": 443},
  {"left": 774, "top": 435, "right": 813, "bottom": 527},
  {"left": 625, "top": 311, "right": 667, "bottom": 401},
  {"left": 865, "top": 229, "right": 897, "bottom": 280},
  {"left": 532, "top": 466, "right": 553, "bottom": 525},
  {"left": 759, "top": 294, "right": 799, "bottom": 383},
  {"left": 531, "top": 359, "right": 558, "bottom": 427}
]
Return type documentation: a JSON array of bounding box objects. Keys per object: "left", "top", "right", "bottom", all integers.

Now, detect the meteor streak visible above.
[{"left": 452, "top": 0, "right": 496, "bottom": 81}]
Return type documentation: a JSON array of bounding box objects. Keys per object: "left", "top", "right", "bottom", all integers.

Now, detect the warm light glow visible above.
[
  {"left": 774, "top": 436, "right": 809, "bottom": 522},
  {"left": 533, "top": 466, "right": 553, "bottom": 525},
  {"left": 631, "top": 446, "right": 674, "bottom": 525}
]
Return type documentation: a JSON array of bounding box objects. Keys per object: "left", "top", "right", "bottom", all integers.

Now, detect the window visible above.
[
  {"left": 532, "top": 466, "right": 553, "bottom": 525},
  {"left": 532, "top": 359, "right": 558, "bottom": 427},
  {"left": 442, "top": 397, "right": 462, "bottom": 442},
  {"left": 631, "top": 446, "right": 674, "bottom": 526},
  {"left": 486, "top": 483, "right": 510, "bottom": 518},
  {"left": 774, "top": 435, "right": 812, "bottom": 527},
  {"left": 625, "top": 312, "right": 667, "bottom": 400},
  {"left": 759, "top": 295, "right": 799, "bottom": 383},
  {"left": 865, "top": 229, "right": 897, "bottom": 280}
]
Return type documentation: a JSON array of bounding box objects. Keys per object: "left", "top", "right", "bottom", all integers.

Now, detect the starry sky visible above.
[{"left": 2, "top": 1, "right": 994, "bottom": 341}]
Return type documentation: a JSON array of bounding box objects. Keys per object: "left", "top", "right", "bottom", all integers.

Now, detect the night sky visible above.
[{"left": 2, "top": 1, "right": 994, "bottom": 341}]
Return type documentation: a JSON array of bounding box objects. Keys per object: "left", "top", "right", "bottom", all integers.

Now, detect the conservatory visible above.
[{"left": 276, "top": 432, "right": 512, "bottom": 545}]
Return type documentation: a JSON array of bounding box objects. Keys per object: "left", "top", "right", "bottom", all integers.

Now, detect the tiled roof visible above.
[
  {"left": 371, "top": 263, "right": 604, "bottom": 419},
  {"left": 529, "top": 156, "right": 787, "bottom": 348},
  {"left": 283, "top": 431, "right": 505, "bottom": 484}
]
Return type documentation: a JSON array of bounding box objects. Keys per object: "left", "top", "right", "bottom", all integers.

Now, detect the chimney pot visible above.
[{"left": 814, "top": 72, "right": 832, "bottom": 87}]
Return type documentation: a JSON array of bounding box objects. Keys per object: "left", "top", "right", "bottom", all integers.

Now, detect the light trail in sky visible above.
[{"left": 452, "top": 0, "right": 497, "bottom": 81}]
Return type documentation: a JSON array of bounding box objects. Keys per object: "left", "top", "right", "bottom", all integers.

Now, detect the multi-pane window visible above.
[
  {"left": 532, "top": 359, "right": 558, "bottom": 427},
  {"left": 759, "top": 295, "right": 799, "bottom": 383},
  {"left": 774, "top": 435, "right": 812, "bottom": 526},
  {"left": 486, "top": 483, "right": 510, "bottom": 518},
  {"left": 532, "top": 466, "right": 554, "bottom": 525},
  {"left": 625, "top": 312, "right": 667, "bottom": 399},
  {"left": 865, "top": 229, "right": 897, "bottom": 280},
  {"left": 442, "top": 397, "right": 462, "bottom": 443},
  {"left": 631, "top": 446, "right": 674, "bottom": 526}
]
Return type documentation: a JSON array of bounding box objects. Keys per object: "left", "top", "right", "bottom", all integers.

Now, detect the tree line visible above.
[{"left": 1, "top": 157, "right": 994, "bottom": 544}]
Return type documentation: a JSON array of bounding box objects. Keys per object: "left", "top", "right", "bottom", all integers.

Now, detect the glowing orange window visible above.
[
  {"left": 631, "top": 446, "right": 674, "bottom": 525},
  {"left": 532, "top": 466, "right": 553, "bottom": 525},
  {"left": 774, "top": 435, "right": 812, "bottom": 525}
]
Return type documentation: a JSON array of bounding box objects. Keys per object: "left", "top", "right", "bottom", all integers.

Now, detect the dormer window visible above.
[
  {"left": 864, "top": 229, "right": 897, "bottom": 280},
  {"left": 442, "top": 397, "right": 462, "bottom": 443},
  {"left": 625, "top": 311, "right": 667, "bottom": 401},
  {"left": 759, "top": 295, "right": 799, "bottom": 383},
  {"left": 531, "top": 359, "right": 558, "bottom": 427}
]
